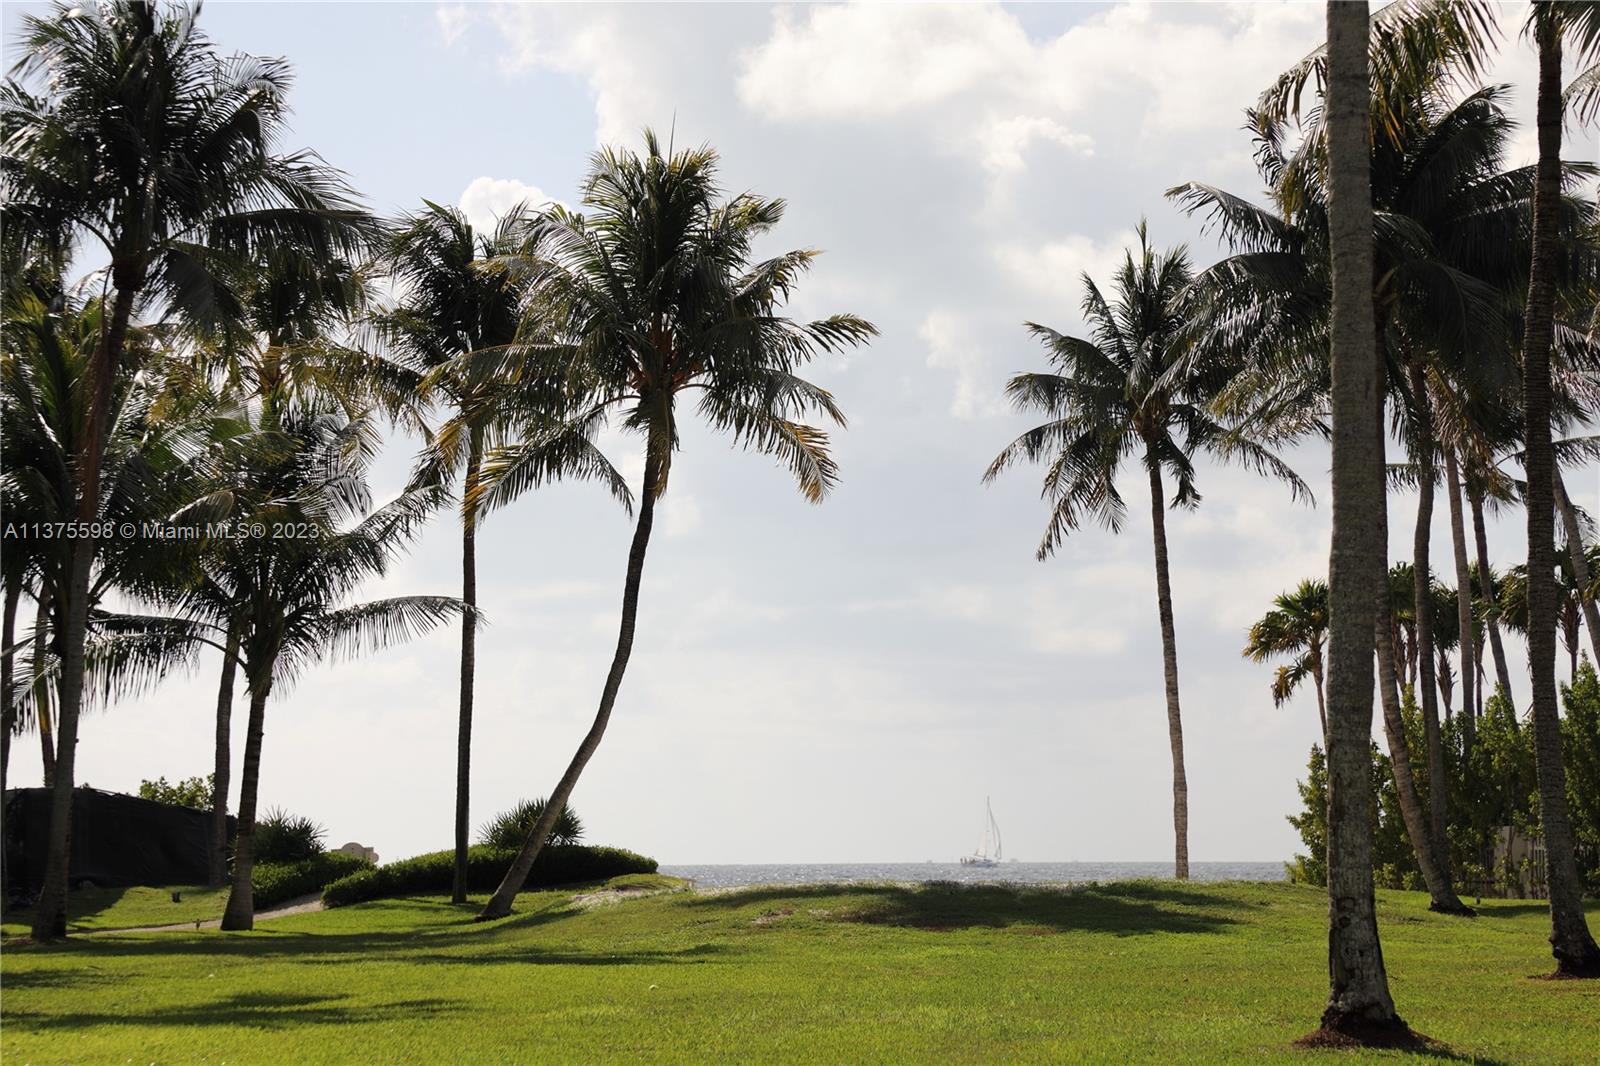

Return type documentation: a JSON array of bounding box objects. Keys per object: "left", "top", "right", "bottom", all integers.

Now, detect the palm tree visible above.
[
  {"left": 1520, "top": 0, "right": 1600, "bottom": 976},
  {"left": 3, "top": 0, "right": 374, "bottom": 941},
  {"left": 1315, "top": 0, "right": 1404, "bottom": 1038},
  {"left": 985, "top": 224, "right": 1306, "bottom": 881},
  {"left": 179, "top": 403, "right": 461, "bottom": 930},
  {"left": 370, "top": 201, "right": 543, "bottom": 906},
  {"left": 466, "top": 132, "right": 874, "bottom": 921},
  {"left": 1244, "top": 580, "right": 1329, "bottom": 738}
]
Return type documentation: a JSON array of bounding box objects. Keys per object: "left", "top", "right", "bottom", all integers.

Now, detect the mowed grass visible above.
[
  {"left": 2, "top": 879, "right": 1596, "bottom": 1064},
  {"left": 2, "top": 884, "right": 230, "bottom": 936}
]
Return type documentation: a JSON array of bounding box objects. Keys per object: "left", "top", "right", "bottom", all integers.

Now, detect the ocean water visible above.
[{"left": 658, "top": 861, "right": 1287, "bottom": 889}]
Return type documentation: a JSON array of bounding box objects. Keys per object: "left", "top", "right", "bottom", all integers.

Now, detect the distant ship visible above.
[{"left": 960, "top": 797, "right": 1003, "bottom": 867}]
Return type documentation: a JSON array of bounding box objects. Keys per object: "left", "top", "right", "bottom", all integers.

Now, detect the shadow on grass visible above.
[
  {"left": 3, "top": 885, "right": 132, "bottom": 931},
  {"left": 686, "top": 880, "right": 1245, "bottom": 936},
  {"left": 5, "top": 991, "right": 463, "bottom": 1033}
]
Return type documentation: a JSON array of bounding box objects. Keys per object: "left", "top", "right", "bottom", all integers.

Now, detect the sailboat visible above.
[{"left": 960, "top": 797, "right": 1002, "bottom": 867}]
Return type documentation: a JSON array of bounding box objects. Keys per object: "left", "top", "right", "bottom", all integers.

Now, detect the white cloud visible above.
[
  {"left": 436, "top": 3, "right": 469, "bottom": 47},
  {"left": 978, "top": 115, "right": 1094, "bottom": 174},
  {"left": 993, "top": 229, "right": 1141, "bottom": 309},
  {"left": 921, "top": 310, "right": 1003, "bottom": 420},
  {"left": 458, "top": 176, "right": 557, "bottom": 233}
]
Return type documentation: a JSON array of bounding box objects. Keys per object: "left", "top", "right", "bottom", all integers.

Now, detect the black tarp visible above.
[{"left": 3, "top": 787, "right": 234, "bottom": 894}]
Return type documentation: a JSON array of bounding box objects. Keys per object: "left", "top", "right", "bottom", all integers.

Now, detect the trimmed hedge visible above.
[
  {"left": 322, "top": 844, "right": 656, "bottom": 908},
  {"left": 255, "top": 852, "right": 372, "bottom": 909}
]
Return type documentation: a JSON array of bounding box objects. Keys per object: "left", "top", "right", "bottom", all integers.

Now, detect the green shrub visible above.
[
  {"left": 479, "top": 797, "right": 583, "bottom": 849},
  {"left": 255, "top": 808, "right": 327, "bottom": 864},
  {"left": 254, "top": 852, "right": 371, "bottom": 909},
  {"left": 322, "top": 844, "right": 656, "bottom": 908},
  {"left": 138, "top": 775, "right": 213, "bottom": 810}
]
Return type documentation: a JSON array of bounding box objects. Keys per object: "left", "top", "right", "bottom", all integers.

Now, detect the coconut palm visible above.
[
  {"left": 1518, "top": 0, "right": 1600, "bottom": 978},
  {"left": 167, "top": 402, "right": 462, "bottom": 930},
  {"left": 3, "top": 0, "right": 374, "bottom": 940},
  {"left": 1315, "top": 0, "right": 1403, "bottom": 1037},
  {"left": 370, "top": 200, "right": 581, "bottom": 906},
  {"left": 463, "top": 132, "right": 874, "bottom": 921},
  {"left": 1244, "top": 580, "right": 1330, "bottom": 737},
  {"left": 985, "top": 224, "right": 1307, "bottom": 881}
]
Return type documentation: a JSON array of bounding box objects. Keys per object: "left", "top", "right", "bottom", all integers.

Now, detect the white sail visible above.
[{"left": 961, "top": 797, "right": 1002, "bottom": 866}]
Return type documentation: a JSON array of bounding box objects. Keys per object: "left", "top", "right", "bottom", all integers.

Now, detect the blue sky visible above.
[{"left": 5, "top": 2, "right": 1595, "bottom": 866}]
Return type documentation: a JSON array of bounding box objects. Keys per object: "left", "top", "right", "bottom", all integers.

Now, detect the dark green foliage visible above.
[
  {"left": 1562, "top": 660, "right": 1600, "bottom": 893},
  {"left": 253, "top": 852, "right": 371, "bottom": 910},
  {"left": 137, "top": 775, "right": 213, "bottom": 810},
  {"left": 321, "top": 845, "right": 656, "bottom": 908},
  {"left": 253, "top": 808, "right": 327, "bottom": 865},
  {"left": 1286, "top": 741, "right": 1414, "bottom": 888},
  {"left": 478, "top": 797, "right": 583, "bottom": 850}
]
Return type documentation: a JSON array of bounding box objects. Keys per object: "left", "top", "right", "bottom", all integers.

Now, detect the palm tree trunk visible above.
[
  {"left": 1311, "top": 649, "right": 1328, "bottom": 742},
  {"left": 477, "top": 452, "right": 662, "bottom": 921},
  {"left": 1144, "top": 459, "right": 1189, "bottom": 881},
  {"left": 32, "top": 591, "right": 54, "bottom": 788},
  {"left": 30, "top": 280, "right": 137, "bottom": 941},
  {"left": 453, "top": 437, "right": 483, "bottom": 906},
  {"left": 1374, "top": 395, "right": 1468, "bottom": 915},
  {"left": 1554, "top": 470, "right": 1600, "bottom": 669},
  {"left": 1, "top": 579, "right": 19, "bottom": 902},
  {"left": 1444, "top": 448, "right": 1475, "bottom": 748},
  {"left": 1522, "top": 12, "right": 1600, "bottom": 978},
  {"left": 209, "top": 627, "right": 240, "bottom": 888},
  {"left": 1469, "top": 483, "right": 1515, "bottom": 709},
  {"left": 1316, "top": 1, "right": 1404, "bottom": 1035},
  {"left": 1406, "top": 358, "right": 1452, "bottom": 890},
  {"left": 221, "top": 677, "right": 271, "bottom": 931}
]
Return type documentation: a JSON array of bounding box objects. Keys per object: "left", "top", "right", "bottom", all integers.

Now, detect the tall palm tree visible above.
[
  {"left": 466, "top": 132, "right": 874, "bottom": 921},
  {"left": 1519, "top": 0, "right": 1600, "bottom": 978},
  {"left": 1244, "top": 579, "right": 1330, "bottom": 738},
  {"left": 1315, "top": 0, "right": 1404, "bottom": 1039},
  {"left": 370, "top": 201, "right": 556, "bottom": 906},
  {"left": 167, "top": 403, "right": 461, "bottom": 930},
  {"left": 985, "top": 224, "right": 1306, "bottom": 881},
  {"left": 2, "top": 0, "right": 374, "bottom": 940}
]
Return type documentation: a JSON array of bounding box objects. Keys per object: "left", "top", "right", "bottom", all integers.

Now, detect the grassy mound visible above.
[
  {"left": 2, "top": 881, "right": 1594, "bottom": 1063},
  {"left": 321, "top": 844, "right": 656, "bottom": 907}
]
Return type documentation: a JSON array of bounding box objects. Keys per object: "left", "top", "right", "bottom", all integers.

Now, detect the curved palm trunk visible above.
[
  {"left": 1373, "top": 394, "right": 1468, "bottom": 915},
  {"left": 453, "top": 439, "right": 483, "bottom": 906},
  {"left": 1554, "top": 470, "right": 1600, "bottom": 669},
  {"left": 477, "top": 453, "right": 661, "bottom": 921},
  {"left": 1315, "top": 0, "right": 1403, "bottom": 1036},
  {"left": 1, "top": 580, "right": 19, "bottom": 902},
  {"left": 1311, "top": 648, "right": 1328, "bottom": 742},
  {"left": 209, "top": 628, "right": 240, "bottom": 888},
  {"left": 1469, "top": 485, "right": 1515, "bottom": 709},
  {"left": 32, "top": 592, "right": 55, "bottom": 788},
  {"left": 1406, "top": 359, "right": 1451, "bottom": 889},
  {"left": 1523, "top": 16, "right": 1600, "bottom": 978},
  {"left": 221, "top": 678, "right": 271, "bottom": 931},
  {"left": 31, "top": 281, "right": 137, "bottom": 941},
  {"left": 1444, "top": 448, "right": 1475, "bottom": 747},
  {"left": 1144, "top": 460, "right": 1189, "bottom": 881}
]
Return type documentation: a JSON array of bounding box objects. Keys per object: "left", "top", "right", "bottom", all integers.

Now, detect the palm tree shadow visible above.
[
  {"left": 688, "top": 880, "right": 1246, "bottom": 936},
  {"left": 6, "top": 991, "right": 463, "bottom": 1034}
]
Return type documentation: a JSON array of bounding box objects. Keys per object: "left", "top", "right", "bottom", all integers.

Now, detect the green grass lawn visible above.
[
  {"left": 2, "top": 879, "right": 1595, "bottom": 1063},
  {"left": 2, "top": 883, "right": 230, "bottom": 936}
]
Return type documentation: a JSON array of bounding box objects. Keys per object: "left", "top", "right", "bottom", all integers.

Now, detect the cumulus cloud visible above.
[
  {"left": 458, "top": 175, "right": 557, "bottom": 232},
  {"left": 921, "top": 310, "right": 1003, "bottom": 420}
]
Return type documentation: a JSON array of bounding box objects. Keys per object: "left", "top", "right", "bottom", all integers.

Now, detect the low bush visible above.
[
  {"left": 255, "top": 808, "right": 328, "bottom": 865},
  {"left": 255, "top": 852, "right": 371, "bottom": 909},
  {"left": 322, "top": 844, "right": 656, "bottom": 908}
]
